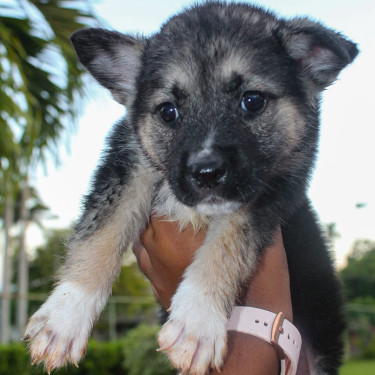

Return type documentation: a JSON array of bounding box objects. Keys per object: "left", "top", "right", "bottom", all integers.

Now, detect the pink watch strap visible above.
[{"left": 228, "top": 306, "right": 302, "bottom": 375}]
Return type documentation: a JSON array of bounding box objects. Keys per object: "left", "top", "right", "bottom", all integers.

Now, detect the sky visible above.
[{"left": 31, "top": 0, "right": 375, "bottom": 268}]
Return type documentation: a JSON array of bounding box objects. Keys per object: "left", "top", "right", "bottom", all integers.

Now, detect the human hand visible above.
[
  {"left": 133, "top": 215, "right": 308, "bottom": 374},
  {"left": 133, "top": 215, "right": 207, "bottom": 310},
  {"left": 134, "top": 215, "right": 292, "bottom": 319}
]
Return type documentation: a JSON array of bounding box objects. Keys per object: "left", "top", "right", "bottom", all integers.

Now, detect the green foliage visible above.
[
  {"left": 0, "top": 325, "right": 176, "bottom": 375},
  {"left": 340, "top": 240, "right": 375, "bottom": 301},
  {"left": 123, "top": 324, "right": 175, "bottom": 375},
  {"left": 0, "top": 0, "right": 96, "bottom": 167},
  {"left": 112, "top": 263, "right": 157, "bottom": 319},
  {"left": 347, "top": 312, "right": 375, "bottom": 358},
  {"left": 0, "top": 341, "right": 126, "bottom": 375},
  {"left": 0, "top": 343, "right": 31, "bottom": 375},
  {"left": 362, "top": 336, "right": 375, "bottom": 359},
  {"left": 341, "top": 240, "right": 375, "bottom": 360},
  {"left": 67, "top": 340, "right": 126, "bottom": 375},
  {"left": 29, "top": 228, "right": 71, "bottom": 293},
  {"left": 113, "top": 263, "right": 152, "bottom": 298}
]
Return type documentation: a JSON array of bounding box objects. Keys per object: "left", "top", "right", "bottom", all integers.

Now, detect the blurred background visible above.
[{"left": 0, "top": 0, "right": 374, "bottom": 374}]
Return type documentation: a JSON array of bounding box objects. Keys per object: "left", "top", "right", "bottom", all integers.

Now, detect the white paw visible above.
[
  {"left": 23, "top": 282, "right": 106, "bottom": 373},
  {"left": 158, "top": 293, "right": 228, "bottom": 375}
]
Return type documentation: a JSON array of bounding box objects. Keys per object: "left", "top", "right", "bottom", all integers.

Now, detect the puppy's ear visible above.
[
  {"left": 278, "top": 18, "right": 358, "bottom": 89},
  {"left": 71, "top": 28, "right": 146, "bottom": 105}
]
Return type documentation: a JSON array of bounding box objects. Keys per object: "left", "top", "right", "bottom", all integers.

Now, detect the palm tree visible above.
[
  {"left": 0, "top": 0, "right": 96, "bottom": 343},
  {"left": 0, "top": 129, "right": 20, "bottom": 343}
]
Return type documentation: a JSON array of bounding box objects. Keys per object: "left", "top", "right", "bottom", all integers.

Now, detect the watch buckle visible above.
[{"left": 270, "top": 312, "right": 286, "bottom": 360}]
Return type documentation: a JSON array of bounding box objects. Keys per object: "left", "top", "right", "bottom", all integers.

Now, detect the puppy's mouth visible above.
[{"left": 194, "top": 195, "right": 242, "bottom": 215}]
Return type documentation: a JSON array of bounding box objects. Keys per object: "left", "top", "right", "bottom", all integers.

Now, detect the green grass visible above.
[{"left": 340, "top": 359, "right": 375, "bottom": 375}]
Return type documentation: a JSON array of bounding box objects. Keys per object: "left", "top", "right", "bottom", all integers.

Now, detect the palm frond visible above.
[{"left": 0, "top": 0, "right": 96, "bottom": 168}]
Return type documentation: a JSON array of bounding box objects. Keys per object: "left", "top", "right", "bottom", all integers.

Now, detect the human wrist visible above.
[
  {"left": 211, "top": 331, "right": 279, "bottom": 374},
  {"left": 243, "top": 244, "right": 293, "bottom": 322},
  {"left": 244, "top": 290, "right": 293, "bottom": 322},
  {"left": 228, "top": 306, "right": 302, "bottom": 375}
]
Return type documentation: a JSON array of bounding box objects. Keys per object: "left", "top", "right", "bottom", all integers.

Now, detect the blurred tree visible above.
[
  {"left": 340, "top": 239, "right": 375, "bottom": 302},
  {"left": 28, "top": 228, "right": 71, "bottom": 294},
  {"left": 340, "top": 239, "right": 375, "bottom": 359},
  {"left": 112, "top": 261, "right": 156, "bottom": 324},
  {"left": 326, "top": 222, "right": 340, "bottom": 242},
  {"left": 123, "top": 324, "right": 175, "bottom": 375},
  {"left": 0, "top": 0, "right": 97, "bottom": 342}
]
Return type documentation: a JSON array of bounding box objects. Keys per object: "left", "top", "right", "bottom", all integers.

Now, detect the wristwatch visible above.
[{"left": 228, "top": 306, "right": 302, "bottom": 375}]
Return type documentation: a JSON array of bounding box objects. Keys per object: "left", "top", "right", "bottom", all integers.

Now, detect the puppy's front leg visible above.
[
  {"left": 24, "top": 160, "right": 154, "bottom": 373},
  {"left": 158, "top": 211, "right": 259, "bottom": 375}
]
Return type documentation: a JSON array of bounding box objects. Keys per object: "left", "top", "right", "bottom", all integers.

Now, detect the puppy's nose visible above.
[{"left": 188, "top": 152, "right": 227, "bottom": 189}]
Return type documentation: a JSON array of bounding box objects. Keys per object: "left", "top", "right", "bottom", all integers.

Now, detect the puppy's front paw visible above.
[
  {"left": 23, "top": 282, "right": 105, "bottom": 373},
  {"left": 24, "top": 314, "right": 88, "bottom": 373},
  {"left": 158, "top": 302, "right": 227, "bottom": 375}
]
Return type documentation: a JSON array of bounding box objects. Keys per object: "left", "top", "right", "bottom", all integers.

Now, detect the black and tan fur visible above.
[{"left": 24, "top": 2, "right": 358, "bottom": 374}]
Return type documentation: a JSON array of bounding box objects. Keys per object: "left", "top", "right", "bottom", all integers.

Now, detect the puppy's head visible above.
[{"left": 71, "top": 3, "right": 357, "bottom": 215}]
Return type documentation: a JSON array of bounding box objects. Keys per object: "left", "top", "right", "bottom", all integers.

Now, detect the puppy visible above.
[{"left": 24, "top": 2, "right": 358, "bottom": 374}]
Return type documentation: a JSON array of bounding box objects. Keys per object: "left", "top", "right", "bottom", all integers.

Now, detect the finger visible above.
[
  {"left": 132, "top": 240, "right": 144, "bottom": 259},
  {"left": 139, "top": 220, "right": 155, "bottom": 251},
  {"left": 151, "top": 284, "right": 161, "bottom": 305},
  {"left": 132, "top": 241, "right": 153, "bottom": 280}
]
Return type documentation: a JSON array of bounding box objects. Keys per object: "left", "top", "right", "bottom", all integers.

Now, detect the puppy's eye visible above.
[
  {"left": 157, "top": 102, "right": 179, "bottom": 123},
  {"left": 241, "top": 91, "right": 267, "bottom": 114}
]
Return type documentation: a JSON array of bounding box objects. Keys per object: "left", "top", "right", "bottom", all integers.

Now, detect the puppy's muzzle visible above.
[{"left": 187, "top": 151, "right": 228, "bottom": 190}]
